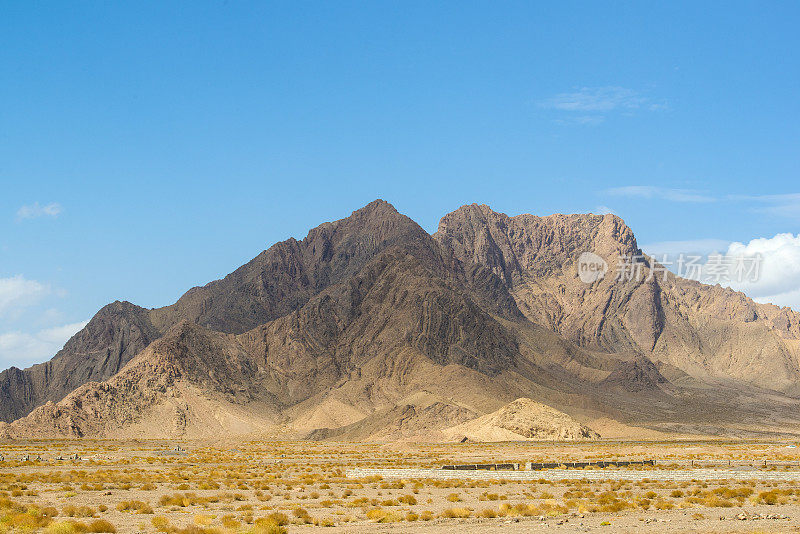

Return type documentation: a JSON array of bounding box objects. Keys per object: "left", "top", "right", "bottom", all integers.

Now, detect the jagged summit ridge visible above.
[{"left": 3, "top": 199, "right": 800, "bottom": 440}]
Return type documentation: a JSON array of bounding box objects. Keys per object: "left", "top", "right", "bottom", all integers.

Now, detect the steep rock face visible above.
[
  {"left": 237, "top": 244, "right": 521, "bottom": 408},
  {"left": 0, "top": 200, "right": 446, "bottom": 422},
  {"left": 5, "top": 199, "right": 800, "bottom": 439},
  {"left": 434, "top": 204, "right": 800, "bottom": 392},
  {"left": 0, "top": 321, "right": 270, "bottom": 439},
  {"left": 1, "top": 237, "right": 524, "bottom": 438},
  {"left": 434, "top": 204, "right": 638, "bottom": 284},
  {"left": 149, "top": 200, "right": 433, "bottom": 334},
  {"left": 0, "top": 301, "right": 159, "bottom": 422}
]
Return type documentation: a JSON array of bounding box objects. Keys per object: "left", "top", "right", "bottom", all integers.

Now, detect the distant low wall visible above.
[{"left": 346, "top": 467, "right": 800, "bottom": 482}]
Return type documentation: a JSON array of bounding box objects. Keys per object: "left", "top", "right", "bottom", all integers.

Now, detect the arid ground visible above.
[{"left": 3, "top": 439, "right": 800, "bottom": 533}]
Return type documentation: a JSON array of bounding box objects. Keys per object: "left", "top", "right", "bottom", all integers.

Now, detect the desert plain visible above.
[{"left": 4, "top": 439, "right": 800, "bottom": 533}]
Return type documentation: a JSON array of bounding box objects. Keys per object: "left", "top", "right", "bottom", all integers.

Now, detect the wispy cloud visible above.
[
  {"left": 16, "top": 202, "right": 62, "bottom": 221},
  {"left": 0, "top": 275, "right": 50, "bottom": 317},
  {"left": 540, "top": 86, "right": 647, "bottom": 112},
  {"left": 605, "top": 186, "right": 716, "bottom": 203},
  {"left": 603, "top": 188, "right": 800, "bottom": 222},
  {"left": 539, "top": 86, "right": 666, "bottom": 126},
  {"left": 731, "top": 193, "right": 800, "bottom": 219},
  {"left": 604, "top": 188, "right": 800, "bottom": 208},
  {"left": 554, "top": 115, "right": 606, "bottom": 126}
]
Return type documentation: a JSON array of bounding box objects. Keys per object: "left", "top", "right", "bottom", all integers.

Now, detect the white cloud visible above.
[
  {"left": 0, "top": 275, "right": 50, "bottom": 316},
  {"left": 606, "top": 186, "right": 716, "bottom": 203},
  {"left": 723, "top": 233, "right": 800, "bottom": 305},
  {"left": 16, "top": 202, "right": 62, "bottom": 221},
  {"left": 540, "top": 86, "right": 647, "bottom": 112},
  {"left": 0, "top": 320, "right": 88, "bottom": 370},
  {"left": 651, "top": 233, "right": 800, "bottom": 311}
]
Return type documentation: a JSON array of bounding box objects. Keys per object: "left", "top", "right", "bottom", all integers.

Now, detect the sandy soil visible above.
[{"left": 2, "top": 439, "right": 800, "bottom": 533}]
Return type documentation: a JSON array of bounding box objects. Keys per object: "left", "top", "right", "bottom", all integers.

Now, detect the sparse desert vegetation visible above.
[{"left": 2, "top": 439, "right": 800, "bottom": 532}]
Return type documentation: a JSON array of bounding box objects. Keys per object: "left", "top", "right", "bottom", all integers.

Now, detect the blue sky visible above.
[{"left": 1, "top": 1, "right": 799, "bottom": 370}]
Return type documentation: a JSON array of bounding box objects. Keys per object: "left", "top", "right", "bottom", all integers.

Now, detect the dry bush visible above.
[
  {"left": 62, "top": 505, "right": 96, "bottom": 518},
  {"left": 220, "top": 515, "right": 239, "bottom": 530},
  {"left": 151, "top": 516, "right": 172, "bottom": 532},
  {"left": 116, "top": 501, "right": 153, "bottom": 514},
  {"left": 753, "top": 489, "right": 790, "bottom": 505},
  {"left": 440, "top": 507, "right": 471, "bottom": 518},
  {"left": 263, "top": 512, "right": 288, "bottom": 526},
  {"left": 398, "top": 494, "right": 417, "bottom": 505},
  {"left": 87, "top": 519, "right": 116, "bottom": 533},
  {"left": 291, "top": 507, "right": 311, "bottom": 524},
  {"left": 45, "top": 521, "right": 89, "bottom": 534},
  {"left": 251, "top": 518, "right": 287, "bottom": 534},
  {"left": 365, "top": 508, "right": 402, "bottom": 523}
]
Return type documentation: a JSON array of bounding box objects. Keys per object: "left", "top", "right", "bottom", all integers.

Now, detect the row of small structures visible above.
[
  {"left": 0, "top": 453, "right": 82, "bottom": 462},
  {"left": 0, "top": 447, "right": 187, "bottom": 463},
  {"left": 442, "top": 460, "right": 656, "bottom": 471}
]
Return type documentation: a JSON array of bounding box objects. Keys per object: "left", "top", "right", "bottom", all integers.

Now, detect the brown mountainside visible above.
[
  {"left": 0, "top": 200, "right": 436, "bottom": 422},
  {"left": 3, "top": 200, "right": 800, "bottom": 440},
  {"left": 434, "top": 204, "right": 800, "bottom": 392}
]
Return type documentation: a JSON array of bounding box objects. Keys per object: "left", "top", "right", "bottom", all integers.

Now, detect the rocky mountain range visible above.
[{"left": 2, "top": 200, "right": 800, "bottom": 441}]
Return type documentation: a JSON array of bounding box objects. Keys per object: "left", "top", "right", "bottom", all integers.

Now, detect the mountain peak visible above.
[
  {"left": 355, "top": 198, "right": 398, "bottom": 214},
  {"left": 5, "top": 199, "right": 800, "bottom": 441},
  {"left": 434, "top": 204, "right": 639, "bottom": 284}
]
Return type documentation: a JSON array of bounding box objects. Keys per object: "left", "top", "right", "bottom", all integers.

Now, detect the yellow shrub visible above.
[
  {"left": 440, "top": 507, "right": 471, "bottom": 518},
  {"left": 151, "top": 516, "right": 172, "bottom": 532},
  {"left": 87, "top": 519, "right": 116, "bottom": 533}
]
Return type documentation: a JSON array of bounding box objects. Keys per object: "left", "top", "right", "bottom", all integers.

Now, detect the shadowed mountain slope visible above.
[
  {"left": 434, "top": 204, "right": 800, "bottom": 392},
  {"left": 3, "top": 200, "right": 800, "bottom": 440},
  {"left": 0, "top": 301, "right": 159, "bottom": 422},
  {"left": 0, "top": 200, "right": 442, "bottom": 422}
]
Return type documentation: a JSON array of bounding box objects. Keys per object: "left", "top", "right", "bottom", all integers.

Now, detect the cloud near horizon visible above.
[
  {"left": 0, "top": 321, "right": 88, "bottom": 370},
  {"left": 724, "top": 233, "right": 800, "bottom": 308},
  {"left": 0, "top": 275, "right": 50, "bottom": 317},
  {"left": 646, "top": 234, "right": 800, "bottom": 311}
]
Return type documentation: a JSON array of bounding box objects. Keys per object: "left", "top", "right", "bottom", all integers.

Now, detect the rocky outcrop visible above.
[
  {"left": 445, "top": 398, "right": 600, "bottom": 441},
  {"left": 434, "top": 204, "right": 800, "bottom": 392},
  {"left": 0, "top": 301, "right": 159, "bottom": 422},
  {"left": 148, "top": 200, "right": 433, "bottom": 334}
]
